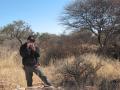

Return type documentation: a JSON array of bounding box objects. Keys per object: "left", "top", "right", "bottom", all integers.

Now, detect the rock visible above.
[
  {"left": 15, "top": 87, "right": 25, "bottom": 90},
  {"left": 21, "top": 86, "right": 64, "bottom": 90},
  {"left": 85, "top": 86, "right": 98, "bottom": 90},
  {"left": 25, "top": 86, "right": 42, "bottom": 90}
]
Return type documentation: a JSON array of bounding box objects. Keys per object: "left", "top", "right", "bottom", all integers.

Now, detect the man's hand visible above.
[
  {"left": 34, "top": 64, "right": 40, "bottom": 68},
  {"left": 27, "top": 43, "right": 32, "bottom": 48},
  {"left": 27, "top": 43, "right": 36, "bottom": 51},
  {"left": 30, "top": 43, "right": 36, "bottom": 51}
]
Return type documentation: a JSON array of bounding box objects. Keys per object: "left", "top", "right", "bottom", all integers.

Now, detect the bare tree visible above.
[
  {"left": 1, "top": 20, "right": 33, "bottom": 45},
  {"left": 61, "top": 0, "right": 120, "bottom": 49}
]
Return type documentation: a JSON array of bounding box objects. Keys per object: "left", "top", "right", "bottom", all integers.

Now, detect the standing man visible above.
[{"left": 20, "top": 35, "right": 51, "bottom": 87}]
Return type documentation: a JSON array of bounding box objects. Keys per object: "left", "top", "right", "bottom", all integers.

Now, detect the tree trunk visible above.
[{"left": 98, "top": 34, "right": 103, "bottom": 48}]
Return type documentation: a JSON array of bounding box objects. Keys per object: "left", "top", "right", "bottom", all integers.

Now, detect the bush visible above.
[{"left": 58, "top": 56, "right": 102, "bottom": 89}]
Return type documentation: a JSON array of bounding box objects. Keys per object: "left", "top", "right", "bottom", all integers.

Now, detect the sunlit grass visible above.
[
  {"left": 0, "top": 48, "right": 26, "bottom": 88},
  {"left": 82, "top": 54, "right": 120, "bottom": 80},
  {"left": 0, "top": 47, "right": 120, "bottom": 89}
]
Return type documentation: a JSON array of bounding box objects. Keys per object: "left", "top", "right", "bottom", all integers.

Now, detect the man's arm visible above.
[
  {"left": 34, "top": 47, "right": 40, "bottom": 57},
  {"left": 30, "top": 43, "right": 40, "bottom": 57},
  {"left": 33, "top": 47, "right": 40, "bottom": 65},
  {"left": 20, "top": 45, "right": 31, "bottom": 58}
]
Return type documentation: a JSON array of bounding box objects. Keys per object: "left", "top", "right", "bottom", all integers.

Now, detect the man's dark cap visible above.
[{"left": 27, "top": 35, "right": 35, "bottom": 42}]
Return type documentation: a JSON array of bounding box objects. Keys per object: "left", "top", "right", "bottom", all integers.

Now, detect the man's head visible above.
[{"left": 27, "top": 35, "right": 35, "bottom": 43}]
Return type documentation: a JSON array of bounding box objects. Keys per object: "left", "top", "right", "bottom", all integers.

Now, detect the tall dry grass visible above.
[
  {"left": 82, "top": 54, "right": 120, "bottom": 80},
  {"left": 0, "top": 46, "right": 120, "bottom": 89},
  {"left": 0, "top": 47, "right": 26, "bottom": 88},
  {"left": 45, "top": 54, "right": 120, "bottom": 87}
]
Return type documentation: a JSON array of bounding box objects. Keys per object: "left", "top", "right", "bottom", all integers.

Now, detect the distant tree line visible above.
[{"left": 1, "top": 0, "right": 120, "bottom": 61}]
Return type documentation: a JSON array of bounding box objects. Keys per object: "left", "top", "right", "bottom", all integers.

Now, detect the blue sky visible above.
[{"left": 0, "top": 0, "right": 71, "bottom": 35}]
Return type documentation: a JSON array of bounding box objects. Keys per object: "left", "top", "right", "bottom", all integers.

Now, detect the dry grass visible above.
[
  {"left": 45, "top": 54, "right": 120, "bottom": 86},
  {"left": 82, "top": 54, "right": 120, "bottom": 80},
  {"left": 0, "top": 46, "right": 120, "bottom": 88},
  {"left": 0, "top": 47, "right": 26, "bottom": 88}
]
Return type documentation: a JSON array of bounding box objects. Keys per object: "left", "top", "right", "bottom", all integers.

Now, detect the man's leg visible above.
[
  {"left": 33, "top": 66, "right": 51, "bottom": 86},
  {"left": 24, "top": 66, "right": 33, "bottom": 87}
]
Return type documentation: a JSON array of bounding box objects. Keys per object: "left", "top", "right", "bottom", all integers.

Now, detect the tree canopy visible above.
[
  {"left": 1, "top": 20, "right": 33, "bottom": 45},
  {"left": 61, "top": 0, "right": 120, "bottom": 48}
]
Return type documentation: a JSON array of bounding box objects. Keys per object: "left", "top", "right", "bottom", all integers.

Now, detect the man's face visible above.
[{"left": 27, "top": 40, "right": 35, "bottom": 48}]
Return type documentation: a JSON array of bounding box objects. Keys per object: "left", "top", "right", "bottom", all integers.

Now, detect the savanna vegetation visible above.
[{"left": 0, "top": 0, "right": 120, "bottom": 90}]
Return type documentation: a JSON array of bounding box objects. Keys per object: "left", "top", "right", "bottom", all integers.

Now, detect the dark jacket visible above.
[{"left": 20, "top": 43, "right": 40, "bottom": 66}]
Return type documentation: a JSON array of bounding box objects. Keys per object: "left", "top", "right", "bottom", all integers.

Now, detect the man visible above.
[{"left": 20, "top": 35, "right": 51, "bottom": 87}]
